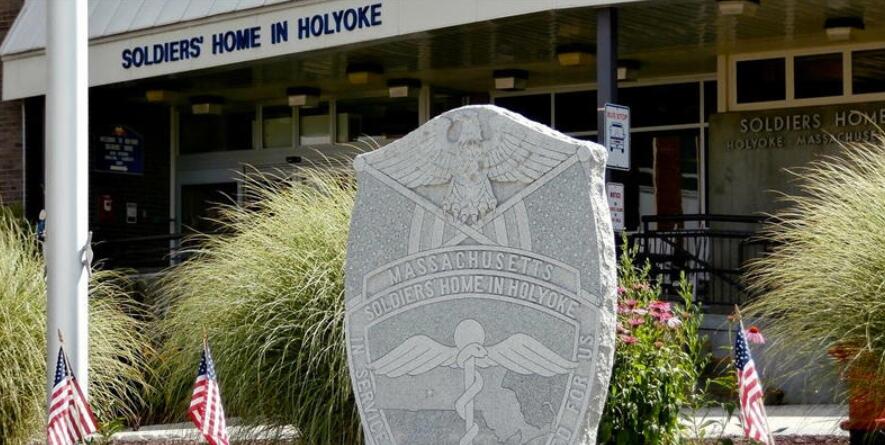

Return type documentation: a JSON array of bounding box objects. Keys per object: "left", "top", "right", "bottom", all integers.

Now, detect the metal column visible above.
[
  {"left": 46, "top": 0, "right": 90, "bottom": 396},
  {"left": 596, "top": 7, "right": 618, "bottom": 151}
]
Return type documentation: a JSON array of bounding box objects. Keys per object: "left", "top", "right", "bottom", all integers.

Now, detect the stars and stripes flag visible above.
[
  {"left": 734, "top": 323, "right": 775, "bottom": 445},
  {"left": 47, "top": 347, "right": 99, "bottom": 445},
  {"left": 188, "top": 342, "right": 230, "bottom": 445}
]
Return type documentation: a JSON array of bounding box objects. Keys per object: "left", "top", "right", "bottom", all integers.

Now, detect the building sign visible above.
[
  {"left": 98, "top": 126, "right": 143, "bottom": 174},
  {"left": 604, "top": 103, "right": 630, "bottom": 170},
  {"left": 120, "top": 3, "right": 383, "bottom": 70},
  {"left": 606, "top": 182, "right": 625, "bottom": 231},
  {"left": 709, "top": 101, "right": 885, "bottom": 218}
]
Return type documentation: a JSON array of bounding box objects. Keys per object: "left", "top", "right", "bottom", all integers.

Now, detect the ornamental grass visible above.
[
  {"left": 0, "top": 209, "right": 153, "bottom": 444},
  {"left": 744, "top": 136, "right": 885, "bottom": 396},
  {"left": 150, "top": 167, "right": 360, "bottom": 444}
]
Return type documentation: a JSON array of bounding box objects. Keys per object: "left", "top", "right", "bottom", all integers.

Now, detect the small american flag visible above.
[
  {"left": 47, "top": 347, "right": 99, "bottom": 445},
  {"left": 734, "top": 323, "right": 775, "bottom": 445},
  {"left": 188, "top": 342, "right": 230, "bottom": 445}
]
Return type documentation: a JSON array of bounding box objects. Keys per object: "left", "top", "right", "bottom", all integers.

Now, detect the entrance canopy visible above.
[{"left": 0, "top": 0, "right": 641, "bottom": 100}]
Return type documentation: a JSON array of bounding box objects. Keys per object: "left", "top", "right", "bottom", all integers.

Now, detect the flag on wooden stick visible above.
[
  {"left": 734, "top": 321, "right": 775, "bottom": 445},
  {"left": 188, "top": 340, "right": 230, "bottom": 445},
  {"left": 47, "top": 345, "right": 99, "bottom": 445}
]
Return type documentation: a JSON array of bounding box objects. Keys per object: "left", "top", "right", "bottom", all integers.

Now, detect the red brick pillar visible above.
[{"left": 0, "top": 0, "right": 25, "bottom": 207}]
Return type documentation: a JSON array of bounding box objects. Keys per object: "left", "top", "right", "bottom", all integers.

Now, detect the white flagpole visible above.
[{"left": 46, "top": 0, "right": 90, "bottom": 402}]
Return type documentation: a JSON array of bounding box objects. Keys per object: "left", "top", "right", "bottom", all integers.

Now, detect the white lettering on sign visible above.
[{"left": 120, "top": 3, "right": 383, "bottom": 70}]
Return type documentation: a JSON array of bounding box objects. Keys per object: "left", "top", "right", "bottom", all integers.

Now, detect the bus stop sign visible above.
[{"left": 604, "top": 103, "right": 630, "bottom": 170}]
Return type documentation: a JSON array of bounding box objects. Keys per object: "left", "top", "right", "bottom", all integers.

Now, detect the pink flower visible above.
[
  {"left": 624, "top": 299, "right": 638, "bottom": 308},
  {"left": 632, "top": 308, "right": 648, "bottom": 316},
  {"left": 617, "top": 304, "right": 632, "bottom": 315},
  {"left": 666, "top": 317, "right": 683, "bottom": 329},
  {"left": 654, "top": 311, "right": 674, "bottom": 323},
  {"left": 617, "top": 286, "right": 627, "bottom": 296},
  {"left": 649, "top": 300, "right": 671, "bottom": 312},
  {"left": 619, "top": 334, "right": 638, "bottom": 345},
  {"left": 616, "top": 324, "right": 631, "bottom": 335},
  {"left": 745, "top": 326, "right": 766, "bottom": 344},
  {"left": 628, "top": 317, "right": 645, "bottom": 327}
]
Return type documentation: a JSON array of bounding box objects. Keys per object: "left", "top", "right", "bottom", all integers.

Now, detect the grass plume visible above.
[
  {"left": 151, "top": 167, "right": 360, "bottom": 444},
  {"left": 744, "top": 136, "right": 885, "bottom": 390},
  {"left": 0, "top": 209, "right": 153, "bottom": 444}
]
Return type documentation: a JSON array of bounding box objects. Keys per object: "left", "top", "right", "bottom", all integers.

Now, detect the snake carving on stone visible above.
[{"left": 370, "top": 319, "right": 578, "bottom": 445}]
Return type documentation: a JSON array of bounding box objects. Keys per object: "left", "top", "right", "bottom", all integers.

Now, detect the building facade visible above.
[{"left": 2, "top": 0, "right": 884, "bottom": 300}]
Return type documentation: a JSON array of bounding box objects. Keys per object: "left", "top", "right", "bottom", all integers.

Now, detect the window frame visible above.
[{"left": 728, "top": 41, "right": 885, "bottom": 111}]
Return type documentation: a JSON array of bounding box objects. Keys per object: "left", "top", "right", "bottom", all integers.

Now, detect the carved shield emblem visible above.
[{"left": 345, "top": 105, "right": 617, "bottom": 445}]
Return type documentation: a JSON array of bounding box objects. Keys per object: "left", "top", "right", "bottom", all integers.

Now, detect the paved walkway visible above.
[
  {"left": 682, "top": 404, "right": 848, "bottom": 438},
  {"left": 112, "top": 405, "right": 848, "bottom": 443}
]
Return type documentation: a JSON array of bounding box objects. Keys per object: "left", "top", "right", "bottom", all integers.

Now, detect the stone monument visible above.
[{"left": 345, "top": 105, "right": 616, "bottom": 445}]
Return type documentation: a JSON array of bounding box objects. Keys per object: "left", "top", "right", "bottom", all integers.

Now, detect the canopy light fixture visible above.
[
  {"left": 145, "top": 89, "right": 176, "bottom": 103},
  {"left": 387, "top": 78, "right": 422, "bottom": 98},
  {"left": 717, "top": 0, "right": 759, "bottom": 16},
  {"left": 286, "top": 87, "right": 321, "bottom": 107},
  {"left": 556, "top": 44, "right": 594, "bottom": 67},
  {"left": 825, "top": 17, "right": 864, "bottom": 41},
  {"left": 493, "top": 69, "right": 528, "bottom": 91},
  {"left": 346, "top": 63, "right": 383, "bottom": 85},
  {"left": 190, "top": 95, "right": 224, "bottom": 115},
  {"left": 617, "top": 60, "right": 640, "bottom": 81}
]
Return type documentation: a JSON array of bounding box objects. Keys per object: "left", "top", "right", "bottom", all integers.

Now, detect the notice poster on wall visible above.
[{"left": 98, "top": 125, "right": 143, "bottom": 174}]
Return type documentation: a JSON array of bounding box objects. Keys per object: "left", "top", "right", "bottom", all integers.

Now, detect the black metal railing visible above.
[
  {"left": 93, "top": 234, "right": 186, "bottom": 272},
  {"left": 627, "top": 214, "right": 770, "bottom": 309}
]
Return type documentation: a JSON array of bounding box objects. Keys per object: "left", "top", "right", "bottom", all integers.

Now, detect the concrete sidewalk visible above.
[{"left": 682, "top": 404, "right": 848, "bottom": 438}]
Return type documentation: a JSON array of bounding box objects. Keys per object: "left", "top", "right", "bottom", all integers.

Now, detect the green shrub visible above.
[
  {"left": 0, "top": 210, "right": 153, "bottom": 444},
  {"left": 744, "top": 139, "right": 885, "bottom": 388},
  {"left": 597, "top": 242, "right": 706, "bottom": 445},
  {"left": 151, "top": 168, "right": 360, "bottom": 444}
]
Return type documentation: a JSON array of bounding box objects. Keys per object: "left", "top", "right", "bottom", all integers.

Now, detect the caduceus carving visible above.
[
  {"left": 370, "top": 319, "right": 578, "bottom": 445},
  {"left": 372, "top": 110, "right": 575, "bottom": 225}
]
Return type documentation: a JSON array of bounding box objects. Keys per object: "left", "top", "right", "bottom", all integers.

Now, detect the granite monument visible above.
[{"left": 345, "top": 105, "right": 617, "bottom": 445}]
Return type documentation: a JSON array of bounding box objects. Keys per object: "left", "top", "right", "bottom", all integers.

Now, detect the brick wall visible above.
[{"left": 0, "top": 0, "right": 24, "bottom": 206}]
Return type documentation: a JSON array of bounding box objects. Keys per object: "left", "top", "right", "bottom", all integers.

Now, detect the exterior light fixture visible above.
[
  {"left": 145, "top": 89, "right": 176, "bottom": 103},
  {"left": 190, "top": 96, "right": 224, "bottom": 115},
  {"left": 825, "top": 17, "right": 864, "bottom": 41},
  {"left": 493, "top": 69, "right": 528, "bottom": 91},
  {"left": 556, "top": 44, "right": 594, "bottom": 67},
  {"left": 286, "top": 87, "right": 321, "bottom": 107},
  {"left": 346, "top": 63, "right": 383, "bottom": 85},
  {"left": 387, "top": 78, "right": 421, "bottom": 98},
  {"left": 717, "top": 0, "right": 759, "bottom": 16},
  {"left": 617, "top": 60, "right": 640, "bottom": 81}
]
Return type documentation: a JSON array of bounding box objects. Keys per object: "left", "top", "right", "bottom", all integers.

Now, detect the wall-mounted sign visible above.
[
  {"left": 604, "top": 103, "right": 630, "bottom": 170},
  {"left": 98, "top": 126, "right": 143, "bottom": 174},
  {"left": 606, "top": 182, "right": 625, "bottom": 232},
  {"left": 709, "top": 100, "right": 885, "bottom": 218}
]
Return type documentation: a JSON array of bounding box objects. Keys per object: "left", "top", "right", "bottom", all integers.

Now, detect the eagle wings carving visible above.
[{"left": 370, "top": 109, "right": 578, "bottom": 225}]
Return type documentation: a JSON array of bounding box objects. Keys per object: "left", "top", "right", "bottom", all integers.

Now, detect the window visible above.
[
  {"left": 262, "top": 105, "right": 293, "bottom": 148},
  {"left": 336, "top": 97, "right": 419, "bottom": 142},
  {"left": 180, "top": 106, "right": 256, "bottom": 154},
  {"left": 794, "top": 53, "right": 843, "bottom": 98},
  {"left": 299, "top": 102, "right": 332, "bottom": 145},
  {"left": 619, "top": 83, "right": 700, "bottom": 127},
  {"left": 180, "top": 182, "right": 238, "bottom": 234},
  {"left": 736, "top": 58, "right": 786, "bottom": 103},
  {"left": 494, "top": 94, "right": 551, "bottom": 127},
  {"left": 852, "top": 49, "right": 885, "bottom": 94},
  {"left": 554, "top": 91, "right": 597, "bottom": 133},
  {"left": 704, "top": 81, "right": 717, "bottom": 122}
]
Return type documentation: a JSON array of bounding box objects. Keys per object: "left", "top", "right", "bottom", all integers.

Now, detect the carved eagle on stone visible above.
[{"left": 370, "top": 108, "right": 577, "bottom": 225}]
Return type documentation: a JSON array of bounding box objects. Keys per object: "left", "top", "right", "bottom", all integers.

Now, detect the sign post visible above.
[{"left": 45, "top": 0, "right": 90, "bottom": 399}]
